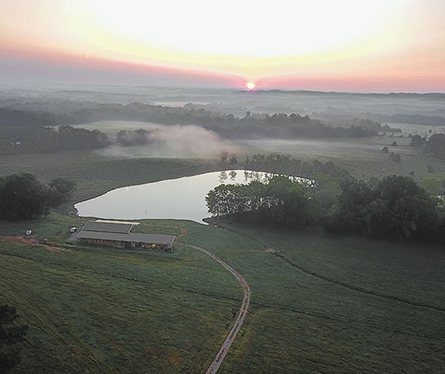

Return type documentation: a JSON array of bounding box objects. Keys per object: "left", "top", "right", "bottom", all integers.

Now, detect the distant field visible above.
[
  {"left": 1, "top": 218, "right": 444, "bottom": 373},
  {"left": 383, "top": 122, "right": 445, "bottom": 137}
]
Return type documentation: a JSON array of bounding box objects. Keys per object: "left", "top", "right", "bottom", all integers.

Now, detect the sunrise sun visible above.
[{"left": 246, "top": 82, "right": 255, "bottom": 90}]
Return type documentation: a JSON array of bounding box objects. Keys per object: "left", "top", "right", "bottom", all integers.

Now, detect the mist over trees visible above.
[
  {"left": 116, "top": 129, "right": 152, "bottom": 146},
  {"left": 0, "top": 101, "right": 393, "bottom": 156}
]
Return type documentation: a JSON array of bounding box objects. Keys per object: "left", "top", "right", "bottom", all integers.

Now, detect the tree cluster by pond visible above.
[
  {"left": 244, "top": 153, "right": 350, "bottom": 179},
  {"left": 0, "top": 173, "right": 76, "bottom": 220},
  {"left": 323, "top": 175, "right": 443, "bottom": 241},
  {"left": 207, "top": 159, "right": 445, "bottom": 244},
  {"left": 206, "top": 176, "right": 319, "bottom": 230}
]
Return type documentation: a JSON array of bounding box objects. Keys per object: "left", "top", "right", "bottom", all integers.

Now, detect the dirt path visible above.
[
  {"left": 2, "top": 236, "right": 68, "bottom": 252},
  {"left": 185, "top": 244, "right": 250, "bottom": 374}
]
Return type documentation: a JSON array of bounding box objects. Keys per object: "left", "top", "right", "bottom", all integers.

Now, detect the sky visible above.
[{"left": 1, "top": 0, "right": 444, "bottom": 92}]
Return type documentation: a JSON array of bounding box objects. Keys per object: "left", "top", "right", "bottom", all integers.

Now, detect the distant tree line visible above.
[
  {"left": 0, "top": 173, "right": 76, "bottom": 220},
  {"left": 369, "top": 113, "right": 445, "bottom": 127},
  {"left": 207, "top": 157, "right": 445, "bottom": 244},
  {"left": 0, "top": 125, "right": 110, "bottom": 155}
]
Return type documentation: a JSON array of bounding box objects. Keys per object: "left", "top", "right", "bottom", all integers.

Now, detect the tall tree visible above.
[
  {"left": 0, "top": 174, "right": 76, "bottom": 220},
  {"left": 0, "top": 305, "right": 28, "bottom": 373},
  {"left": 0, "top": 173, "right": 43, "bottom": 220},
  {"left": 42, "top": 178, "right": 77, "bottom": 218}
]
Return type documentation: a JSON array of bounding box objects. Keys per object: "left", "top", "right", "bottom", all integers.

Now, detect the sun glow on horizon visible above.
[{"left": 246, "top": 82, "right": 256, "bottom": 90}]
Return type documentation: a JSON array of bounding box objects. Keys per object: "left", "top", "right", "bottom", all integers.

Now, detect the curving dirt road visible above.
[{"left": 185, "top": 244, "right": 250, "bottom": 374}]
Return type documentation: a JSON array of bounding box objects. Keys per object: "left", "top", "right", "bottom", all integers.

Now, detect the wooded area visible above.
[{"left": 0, "top": 173, "right": 76, "bottom": 220}]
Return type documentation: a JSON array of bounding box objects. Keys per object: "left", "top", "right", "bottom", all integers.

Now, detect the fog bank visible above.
[{"left": 97, "top": 125, "right": 238, "bottom": 159}]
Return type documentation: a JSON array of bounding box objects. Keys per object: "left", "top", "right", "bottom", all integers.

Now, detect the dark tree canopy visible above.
[
  {"left": 423, "top": 133, "right": 445, "bottom": 157},
  {"left": 0, "top": 173, "right": 76, "bottom": 220},
  {"left": 410, "top": 134, "right": 426, "bottom": 147},
  {"left": 0, "top": 173, "right": 43, "bottom": 220},
  {"left": 206, "top": 176, "right": 319, "bottom": 229},
  {"left": 325, "top": 175, "right": 441, "bottom": 241}
]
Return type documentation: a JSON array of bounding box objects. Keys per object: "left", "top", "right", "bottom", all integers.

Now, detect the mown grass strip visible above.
[{"left": 272, "top": 252, "right": 445, "bottom": 313}]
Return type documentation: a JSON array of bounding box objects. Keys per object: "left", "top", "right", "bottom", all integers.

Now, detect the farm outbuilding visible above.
[{"left": 76, "top": 220, "right": 176, "bottom": 251}]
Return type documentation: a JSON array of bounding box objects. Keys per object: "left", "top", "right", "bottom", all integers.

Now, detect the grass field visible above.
[{"left": 1, "top": 217, "right": 444, "bottom": 373}]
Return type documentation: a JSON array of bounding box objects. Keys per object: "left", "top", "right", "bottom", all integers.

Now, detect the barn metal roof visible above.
[
  {"left": 77, "top": 230, "right": 176, "bottom": 246},
  {"left": 82, "top": 221, "right": 136, "bottom": 234}
]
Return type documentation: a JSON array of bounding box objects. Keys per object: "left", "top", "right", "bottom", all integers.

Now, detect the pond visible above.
[{"left": 75, "top": 170, "right": 276, "bottom": 224}]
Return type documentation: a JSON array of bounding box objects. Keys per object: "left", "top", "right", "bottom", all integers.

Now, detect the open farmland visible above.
[{"left": 1, "top": 218, "right": 444, "bottom": 373}]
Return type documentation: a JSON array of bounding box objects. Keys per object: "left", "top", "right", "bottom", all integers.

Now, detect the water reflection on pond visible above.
[{"left": 75, "top": 170, "right": 277, "bottom": 224}]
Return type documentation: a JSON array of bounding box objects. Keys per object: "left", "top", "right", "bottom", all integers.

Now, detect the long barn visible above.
[{"left": 76, "top": 220, "right": 176, "bottom": 251}]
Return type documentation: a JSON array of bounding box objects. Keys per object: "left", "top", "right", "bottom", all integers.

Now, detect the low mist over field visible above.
[{"left": 97, "top": 124, "right": 238, "bottom": 159}]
